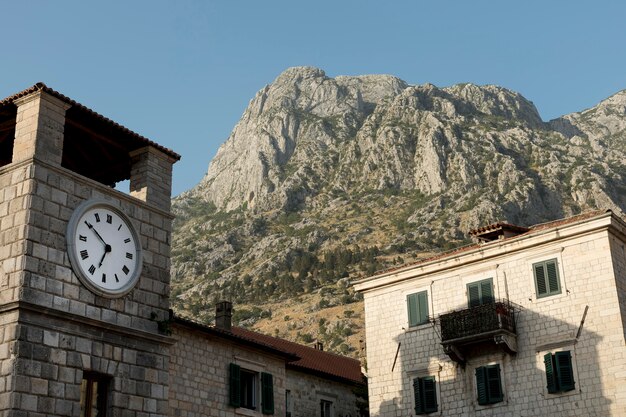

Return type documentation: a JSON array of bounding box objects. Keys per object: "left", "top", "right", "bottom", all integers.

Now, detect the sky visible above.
[{"left": 2, "top": 1, "right": 626, "bottom": 196}]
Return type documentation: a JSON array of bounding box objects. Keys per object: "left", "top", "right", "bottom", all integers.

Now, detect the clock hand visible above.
[
  {"left": 84, "top": 221, "right": 108, "bottom": 246},
  {"left": 98, "top": 244, "right": 112, "bottom": 268}
]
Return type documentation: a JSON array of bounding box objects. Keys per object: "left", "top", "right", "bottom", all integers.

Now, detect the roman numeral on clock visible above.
[
  {"left": 94, "top": 213, "right": 100, "bottom": 222},
  {"left": 79, "top": 235, "right": 87, "bottom": 242},
  {"left": 106, "top": 214, "right": 112, "bottom": 224},
  {"left": 126, "top": 252, "right": 133, "bottom": 260},
  {"left": 102, "top": 273, "right": 106, "bottom": 283},
  {"left": 115, "top": 274, "right": 119, "bottom": 283},
  {"left": 88, "top": 265, "right": 96, "bottom": 275},
  {"left": 122, "top": 265, "right": 129, "bottom": 275},
  {"left": 80, "top": 250, "right": 89, "bottom": 260},
  {"left": 124, "top": 238, "right": 131, "bottom": 243}
]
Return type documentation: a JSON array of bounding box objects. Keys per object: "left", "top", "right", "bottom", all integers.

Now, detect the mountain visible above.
[{"left": 171, "top": 67, "right": 626, "bottom": 356}]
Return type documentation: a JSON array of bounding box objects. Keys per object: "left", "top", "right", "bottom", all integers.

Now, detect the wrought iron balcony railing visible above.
[{"left": 440, "top": 300, "right": 516, "bottom": 343}]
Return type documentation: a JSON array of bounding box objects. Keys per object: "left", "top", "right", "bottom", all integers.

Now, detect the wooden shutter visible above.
[
  {"left": 480, "top": 279, "right": 494, "bottom": 304},
  {"left": 261, "top": 372, "right": 274, "bottom": 414},
  {"left": 413, "top": 377, "right": 423, "bottom": 414},
  {"left": 546, "top": 260, "right": 560, "bottom": 294},
  {"left": 475, "top": 367, "right": 488, "bottom": 405},
  {"left": 555, "top": 351, "right": 575, "bottom": 392},
  {"left": 468, "top": 283, "right": 481, "bottom": 308},
  {"left": 417, "top": 291, "right": 429, "bottom": 325},
  {"left": 229, "top": 363, "right": 241, "bottom": 407},
  {"left": 486, "top": 365, "right": 503, "bottom": 403},
  {"left": 407, "top": 293, "right": 419, "bottom": 327},
  {"left": 543, "top": 353, "right": 558, "bottom": 393},
  {"left": 534, "top": 263, "right": 547, "bottom": 296},
  {"left": 422, "top": 377, "right": 438, "bottom": 413}
]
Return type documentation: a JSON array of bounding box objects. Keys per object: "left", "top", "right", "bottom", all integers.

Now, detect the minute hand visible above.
[{"left": 85, "top": 221, "right": 108, "bottom": 246}]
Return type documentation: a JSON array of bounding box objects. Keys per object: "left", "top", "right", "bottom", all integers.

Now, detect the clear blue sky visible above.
[{"left": 2, "top": 1, "right": 625, "bottom": 196}]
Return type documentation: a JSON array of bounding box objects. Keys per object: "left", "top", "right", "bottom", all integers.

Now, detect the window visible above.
[
  {"left": 533, "top": 259, "right": 561, "bottom": 298},
  {"left": 412, "top": 376, "right": 438, "bottom": 414},
  {"left": 285, "top": 390, "right": 292, "bottom": 417},
  {"left": 467, "top": 278, "right": 494, "bottom": 307},
  {"left": 320, "top": 400, "right": 332, "bottom": 417},
  {"left": 407, "top": 291, "right": 429, "bottom": 327},
  {"left": 475, "top": 364, "right": 503, "bottom": 405},
  {"left": 544, "top": 351, "right": 575, "bottom": 393},
  {"left": 229, "top": 363, "right": 275, "bottom": 414},
  {"left": 80, "top": 372, "right": 110, "bottom": 417}
]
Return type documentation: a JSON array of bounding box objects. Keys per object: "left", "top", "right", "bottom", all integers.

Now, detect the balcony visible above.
[{"left": 439, "top": 301, "right": 517, "bottom": 365}]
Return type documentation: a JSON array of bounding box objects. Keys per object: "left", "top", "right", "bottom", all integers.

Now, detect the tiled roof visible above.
[
  {"left": 173, "top": 315, "right": 365, "bottom": 385},
  {"left": 369, "top": 209, "right": 613, "bottom": 278},
  {"left": 469, "top": 222, "right": 529, "bottom": 236},
  {"left": 173, "top": 315, "right": 298, "bottom": 361},
  {"left": 0, "top": 83, "right": 180, "bottom": 160},
  {"left": 231, "top": 327, "right": 365, "bottom": 385}
]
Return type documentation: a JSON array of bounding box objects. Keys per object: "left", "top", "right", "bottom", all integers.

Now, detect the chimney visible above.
[
  {"left": 215, "top": 301, "right": 233, "bottom": 331},
  {"left": 313, "top": 341, "right": 324, "bottom": 351}
]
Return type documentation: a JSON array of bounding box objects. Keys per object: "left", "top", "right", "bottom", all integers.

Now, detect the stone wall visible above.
[
  {"left": 360, "top": 220, "right": 626, "bottom": 416},
  {"left": 285, "top": 368, "right": 362, "bottom": 417},
  {"left": 169, "top": 323, "right": 287, "bottom": 417}
]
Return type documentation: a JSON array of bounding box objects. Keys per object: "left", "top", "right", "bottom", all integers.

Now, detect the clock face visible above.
[{"left": 67, "top": 200, "right": 142, "bottom": 297}]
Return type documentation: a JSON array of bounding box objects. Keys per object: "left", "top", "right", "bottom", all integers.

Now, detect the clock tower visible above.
[{"left": 0, "top": 84, "right": 179, "bottom": 417}]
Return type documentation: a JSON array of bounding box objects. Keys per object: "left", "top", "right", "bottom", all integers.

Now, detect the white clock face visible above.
[{"left": 67, "top": 200, "right": 142, "bottom": 297}]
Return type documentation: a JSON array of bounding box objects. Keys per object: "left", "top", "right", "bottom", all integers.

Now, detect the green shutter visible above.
[
  {"left": 555, "top": 351, "right": 575, "bottom": 392},
  {"left": 229, "top": 363, "right": 241, "bottom": 407},
  {"left": 486, "top": 365, "right": 503, "bottom": 403},
  {"left": 480, "top": 279, "right": 494, "bottom": 304},
  {"left": 468, "top": 283, "right": 481, "bottom": 308},
  {"left": 413, "top": 377, "right": 423, "bottom": 414},
  {"left": 417, "top": 291, "right": 429, "bottom": 325},
  {"left": 407, "top": 293, "right": 419, "bottom": 327},
  {"left": 475, "top": 367, "right": 488, "bottom": 405},
  {"left": 261, "top": 372, "right": 274, "bottom": 414},
  {"left": 544, "top": 353, "right": 558, "bottom": 393},
  {"left": 422, "top": 377, "right": 438, "bottom": 413},
  {"left": 534, "top": 263, "right": 548, "bottom": 296},
  {"left": 546, "top": 260, "right": 560, "bottom": 294}
]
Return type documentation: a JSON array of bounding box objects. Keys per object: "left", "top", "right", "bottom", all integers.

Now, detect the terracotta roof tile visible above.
[
  {"left": 231, "top": 327, "right": 364, "bottom": 385},
  {"left": 1, "top": 83, "right": 180, "bottom": 160}
]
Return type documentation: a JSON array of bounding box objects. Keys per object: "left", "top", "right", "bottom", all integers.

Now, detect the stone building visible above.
[
  {"left": 354, "top": 210, "right": 626, "bottom": 416},
  {"left": 0, "top": 84, "right": 365, "bottom": 417},
  {"left": 169, "top": 302, "right": 366, "bottom": 417}
]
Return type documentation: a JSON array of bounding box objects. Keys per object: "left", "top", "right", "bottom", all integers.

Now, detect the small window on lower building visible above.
[
  {"left": 229, "top": 363, "right": 275, "bottom": 414},
  {"left": 320, "top": 399, "right": 333, "bottom": 417},
  {"left": 475, "top": 364, "right": 503, "bottom": 405},
  {"left": 80, "top": 372, "right": 110, "bottom": 417},
  {"left": 286, "top": 390, "right": 292, "bottom": 417},
  {"left": 413, "top": 376, "right": 438, "bottom": 414},
  {"left": 544, "top": 351, "right": 575, "bottom": 393}
]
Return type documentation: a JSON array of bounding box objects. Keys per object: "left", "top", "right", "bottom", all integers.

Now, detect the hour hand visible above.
[{"left": 98, "top": 244, "right": 112, "bottom": 268}]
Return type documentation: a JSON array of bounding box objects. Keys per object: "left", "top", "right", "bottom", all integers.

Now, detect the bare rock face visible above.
[
  {"left": 171, "top": 67, "right": 626, "bottom": 332},
  {"left": 184, "top": 67, "right": 625, "bottom": 223}
]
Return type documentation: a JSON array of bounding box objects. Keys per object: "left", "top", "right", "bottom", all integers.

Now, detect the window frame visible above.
[
  {"left": 406, "top": 290, "right": 430, "bottom": 328},
  {"left": 466, "top": 278, "right": 494, "bottom": 308},
  {"left": 473, "top": 363, "right": 505, "bottom": 407},
  {"left": 80, "top": 371, "right": 111, "bottom": 417},
  {"left": 320, "top": 399, "right": 333, "bottom": 417},
  {"left": 533, "top": 258, "right": 561, "bottom": 298},
  {"left": 412, "top": 375, "right": 438, "bottom": 414},
  {"left": 229, "top": 361, "right": 275, "bottom": 415},
  {"left": 527, "top": 251, "right": 568, "bottom": 303},
  {"left": 539, "top": 347, "right": 579, "bottom": 398}
]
